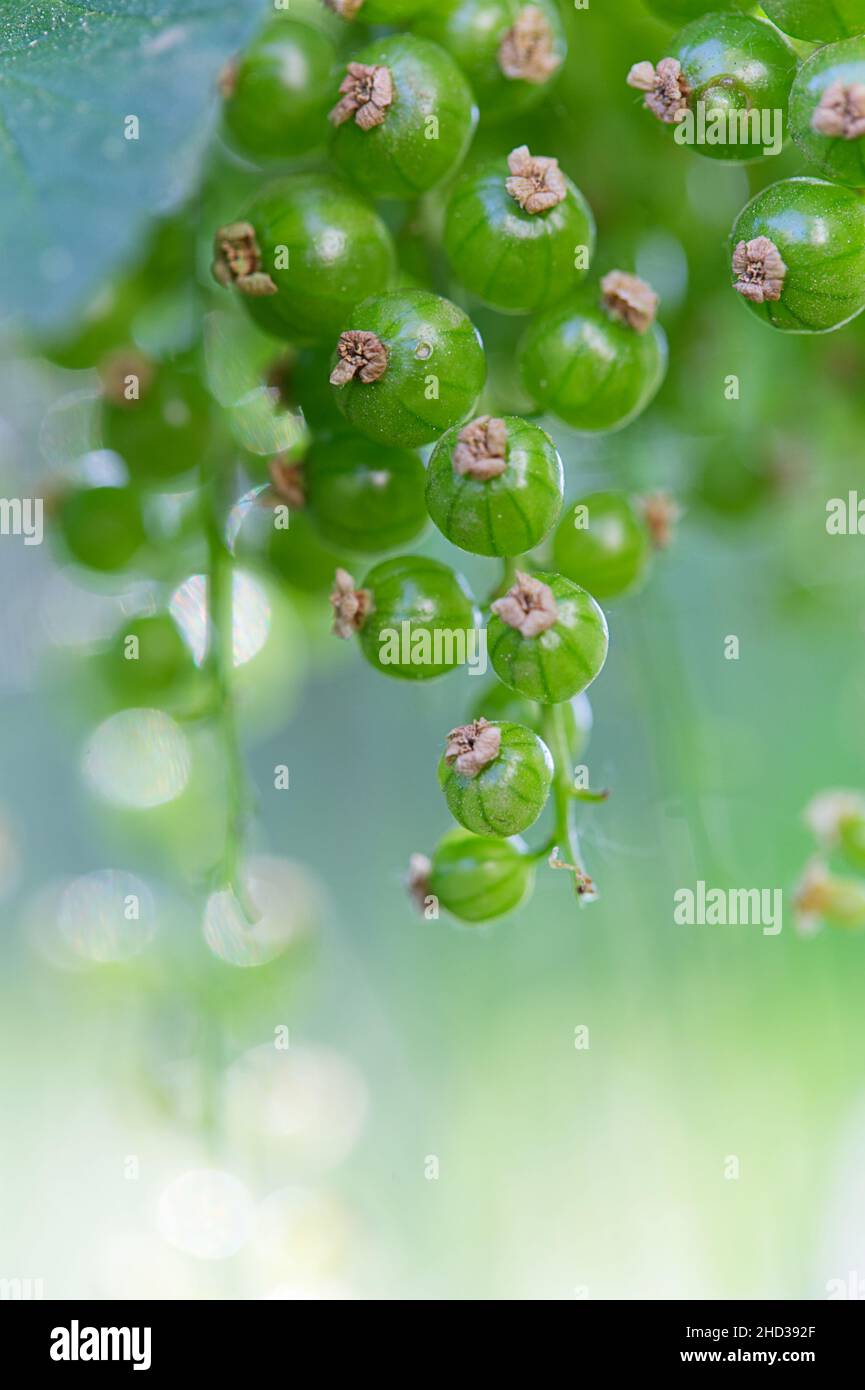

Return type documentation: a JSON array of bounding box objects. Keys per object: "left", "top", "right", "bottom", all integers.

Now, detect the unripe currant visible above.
[
  {"left": 220, "top": 18, "right": 337, "bottom": 161},
  {"left": 212, "top": 176, "right": 396, "bottom": 345},
  {"left": 443, "top": 147, "right": 595, "bottom": 315},
  {"left": 329, "top": 289, "right": 486, "bottom": 447},
  {"left": 730, "top": 177, "right": 865, "bottom": 333},
  {"left": 330, "top": 556, "right": 479, "bottom": 680},
  {"left": 552, "top": 491, "right": 653, "bottom": 601},
  {"left": 281, "top": 434, "right": 428, "bottom": 554},
  {"left": 415, "top": 0, "right": 566, "bottom": 123},
  {"left": 519, "top": 272, "right": 667, "bottom": 433},
  {"left": 265, "top": 511, "right": 350, "bottom": 595},
  {"left": 99, "top": 613, "right": 197, "bottom": 707},
  {"left": 55, "top": 485, "right": 147, "bottom": 574},
  {"left": 325, "top": 0, "right": 435, "bottom": 27},
  {"left": 761, "top": 0, "right": 865, "bottom": 44},
  {"left": 425, "top": 415, "right": 563, "bottom": 557},
  {"left": 643, "top": 0, "right": 739, "bottom": 23},
  {"left": 488, "top": 570, "right": 609, "bottom": 704},
  {"left": 408, "top": 829, "right": 535, "bottom": 923},
  {"left": 790, "top": 38, "right": 865, "bottom": 188},
  {"left": 627, "top": 13, "right": 797, "bottom": 162},
  {"left": 100, "top": 354, "right": 210, "bottom": 487},
  {"left": 328, "top": 36, "right": 477, "bottom": 200},
  {"left": 438, "top": 718, "right": 553, "bottom": 836}
]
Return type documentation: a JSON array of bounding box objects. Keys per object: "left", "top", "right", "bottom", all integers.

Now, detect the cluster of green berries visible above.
[
  {"left": 630, "top": 5, "right": 865, "bottom": 334},
  {"left": 50, "top": 5, "right": 682, "bottom": 929}
]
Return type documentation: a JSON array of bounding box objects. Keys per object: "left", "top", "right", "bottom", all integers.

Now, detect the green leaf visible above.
[{"left": 0, "top": 0, "right": 264, "bottom": 334}]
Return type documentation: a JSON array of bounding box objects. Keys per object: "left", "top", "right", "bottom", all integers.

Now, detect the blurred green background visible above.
[{"left": 1, "top": 0, "right": 865, "bottom": 1300}]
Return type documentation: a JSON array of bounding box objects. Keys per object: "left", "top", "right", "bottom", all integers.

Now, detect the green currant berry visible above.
[
  {"left": 443, "top": 147, "right": 595, "bottom": 315},
  {"left": 519, "top": 273, "right": 667, "bottom": 433},
  {"left": 425, "top": 414, "right": 563, "bottom": 557},
  {"left": 55, "top": 486, "right": 147, "bottom": 574},
  {"left": 100, "top": 356, "right": 211, "bottom": 486},
  {"left": 552, "top": 491, "right": 652, "bottom": 601},
  {"left": 409, "top": 828, "right": 535, "bottom": 923},
  {"left": 790, "top": 38, "right": 865, "bottom": 188},
  {"left": 212, "top": 175, "right": 396, "bottom": 345},
  {"left": 730, "top": 177, "right": 865, "bottom": 334},
  {"left": 329, "top": 289, "right": 486, "bottom": 448},
  {"left": 762, "top": 0, "right": 865, "bottom": 44},
  {"left": 415, "top": 0, "right": 566, "bottom": 123},
  {"left": 328, "top": 35, "right": 477, "bottom": 200},
  {"left": 438, "top": 717, "right": 553, "bottom": 837},
  {"left": 627, "top": 14, "right": 796, "bottom": 163},
  {"left": 487, "top": 569, "right": 608, "bottom": 705},
  {"left": 331, "top": 556, "right": 478, "bottom": 680},
  {"left": 265, "top": 510, "right": 350, "bottom": 594},
  {"left": 221, "top": 19, "right": 337, "bottom": 161},
  {"left": 99, "top": 614, "right": 197, "bottom": 706},
  {"left": 327, "top": 0, "right": 435, "bottom": 21},
  {"left": 643, "top": 0, "right": 741, "bottom": 25},
  {"left": 301, "top": 433, "right": 428, "bottom": 553}
]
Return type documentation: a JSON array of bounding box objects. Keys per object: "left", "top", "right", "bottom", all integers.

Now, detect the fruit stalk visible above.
[{"left": 543, "top": 702, "right": 594, "bottom": 902}]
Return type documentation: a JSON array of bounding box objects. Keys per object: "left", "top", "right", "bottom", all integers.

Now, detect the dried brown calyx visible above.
[
  {"left": 731, "top": 236, "right": 787, "bottom": 304},
  {"left": 329, "top": 62, "right": 393, "bottom": 130},
  {"left": 499, "top": 6, "right": 562, "bottom": 85},
  {"left": 812, "top": 79, "right": 865, "bottom": 140},
  {"left": 601, "top": 271, "right": 659, "bottom": 334},
  {"left": 627, "top": 57, "right": 690, "bottom": 125},
  {"left": 329, "top": 330, "right": 389, "bottom": 386},
  {"left": 406, "top": 853, "right": 432, "bottom": 912},
  {"left": 212, "top": 222, "right": 277, "bottom": 297},
  {"left": 444, "top": 718, "right": 502, "bottom": 778},
  {"left": 491, "top": 571, "right": 558, "bottom": 638},
  {"left": 98, "top": 349, "right": 155, "bottom": 406},
  {"left": 323, "top": 0, "right": 366, "bottom": 17},
  {"left": 268, "top": 457, "right": 305, "bottom": 510},
  {"left": 330, "top": 568, "right": 372, "bottom": 639},
  {"left": 218, "top": 57, "right": 238, "bottom": 100},
  {"left": 505, "top": 145, "right": 566, "bottom": 214},
  {"left": 454, "top": 416, "right": 508, "bottom": 480},
  {"left": 639, "top": 493, "right": 681, "bottom": 550}
]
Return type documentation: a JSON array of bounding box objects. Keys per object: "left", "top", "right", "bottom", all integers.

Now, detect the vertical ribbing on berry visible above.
[
  {"left": 732, "top": 236, "right": 787, "bottom": 303},
  {"left": 601, "top": 271, "right": 659, "bottom": 333},
  {"left": 491, "top": 571, "right": 558, "bottom": 637}
]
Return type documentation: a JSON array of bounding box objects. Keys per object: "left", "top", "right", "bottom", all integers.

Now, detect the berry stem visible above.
[
  {"left": 543, "top": 702, "right": 595, "bottom": 903},
  {"left": 200, "top": 433, "right": 257, "bottom": 922}
]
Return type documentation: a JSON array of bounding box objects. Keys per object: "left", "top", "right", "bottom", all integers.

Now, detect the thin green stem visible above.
[
  {"left": 543, "top": 702, "right": 596, "bottom": 903},
  {"left": 200, "top": 441, "right": 256, "bottom": 919}
]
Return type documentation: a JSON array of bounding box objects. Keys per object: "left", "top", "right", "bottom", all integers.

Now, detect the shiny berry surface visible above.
[
  {"left": 427, "top": 828, "right": 535, "bottom": 922},
  {"left": 305, "top": 433, "right": 428, "bottom": 553},
  {"left": 438, "top": 719, "right": 553, "bottom": 837},
  {"left": 762, "top": 0, "right": 865, "bottom": 43},
  {"left": 222, "top": 18, "right": 337, "bottom": 161},
  {"left": 357, "top": 555, "right": 478, "bottom": 680},
  {"left": 552, "top": 491, "right": 651, "bottom": 601},
  {"left": 488, "top": 570, "right": 609, "bottom": 704},
  {"left": 790, "top": 38, "right": 865, "bottom": 188}
]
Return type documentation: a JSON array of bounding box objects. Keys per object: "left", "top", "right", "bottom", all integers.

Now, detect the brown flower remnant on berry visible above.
[
  {"left": 639, "top": 493, "right": 681, "bottom": 550},
  {"left": 444, "top": 718, "right": 502, "bottom": 778},
  {"left": 454, "top": 416, "right": 508, "bottom": 480},
  {"left": 329, "top": 331, "right": 389, "bottom": 386},
  {"left": 268, "top": 457, "right": 305, "bottom": 510},
  {"left": 330, "top": 568, "right": 372, "bottom": 639},
  {"left": 406, "top": 852, "right": 432, "bottom": 912},
  {"left": 498, "top": 6, "right": 561, "bottom": 85},
  {"left": 218, "top": 57, "right": 238, "bottom": 100},
  {"left": 627, "top": 57, "right": 690, "bottom": 124},
  {"left": 329, "top": 62, "right": 394, "bottom": 131},
  {"left": 812, "top": 79, "right": 865, "bottom": 140},
  {"left": 491, "top": 571, "right": 558, "bottom": 638},
  {"left": 505, "top": 146, "right": 566, "bottom": 215},
  {"left": 323, "top": 0, "right": 365, "bottom": 18},
  {"left": 732, "top": 236, "right": 787, "bottom": 304},
  {"left": 601, "top": 271, "right": 659, "bottom": 334},
  {"left": 98, "top": 349, "right": 155, "bottom": 406},
  {"left": 211, "top": 222, "right": 277, "bottom": 297}
]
